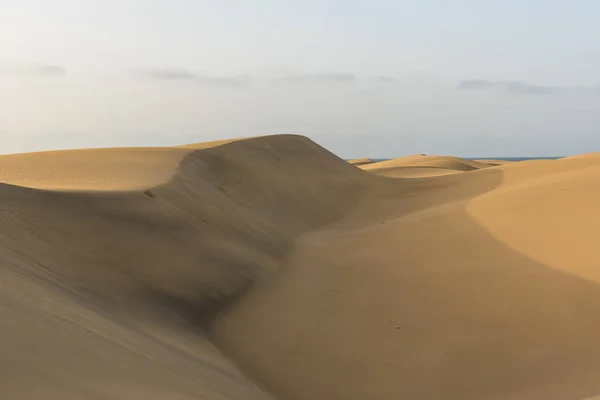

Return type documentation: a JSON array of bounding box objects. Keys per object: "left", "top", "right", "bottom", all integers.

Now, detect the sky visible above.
[{"left": 2, "top": 0, "right": 600, "bottom": 157}]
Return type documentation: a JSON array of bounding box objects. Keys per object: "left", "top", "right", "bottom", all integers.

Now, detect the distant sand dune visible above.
[
  {"left": 347, "top": 157, "right": 375, "bottom": 166},
  {"left": 562, "top": 152, "right": 600, "bottom": 160},
  {"left": 2, "top": 135, "right": 600, "bottom": 399},
  {"left": 364, "top": 154, "right": 490, "bottom": 170},
  {"left": 360, "top": 154, "right": 489, "bottom": 178},
  {"left": 474, "top": 158, "right": 515, "bottom": 166}
]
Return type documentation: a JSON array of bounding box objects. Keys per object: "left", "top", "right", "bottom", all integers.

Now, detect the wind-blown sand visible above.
[{"left": 2, "top": 135, "right": 600, "bottom": 399}]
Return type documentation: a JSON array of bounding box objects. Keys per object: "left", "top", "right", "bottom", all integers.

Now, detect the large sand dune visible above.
[{"left": 2, "top": 135, "right": 600, "bottom": 399}]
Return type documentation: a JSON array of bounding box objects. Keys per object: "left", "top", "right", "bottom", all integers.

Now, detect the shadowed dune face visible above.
[
  {"left": 468, "top": 157, "right": 600, "bottom": 283},
  {"left": 0, "top": 135, "right": 368, "bottom": 399},
  {"left": 3, "top": 135, "right": 600, "bottom": 399},
  {"left": 0, "top": 136, "right": 368, "bottom": 305}
]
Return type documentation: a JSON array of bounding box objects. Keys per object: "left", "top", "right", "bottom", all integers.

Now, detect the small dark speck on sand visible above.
[{"left": 144, "top": 190, "right": 155, "bottom": 198}]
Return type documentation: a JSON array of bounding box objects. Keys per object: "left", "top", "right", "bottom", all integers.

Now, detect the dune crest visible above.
[
  {"left": 347, "top": 157, "right": 375, "bottom": 166},
  {"left": 359, "top": 154, "right": 489, "bottom": 178},
  {"left": 0, "top": 135, "right": 368, "bottom": 399},
  {"left": 0, "top": 147, "right": 191, "bottom": 190}
]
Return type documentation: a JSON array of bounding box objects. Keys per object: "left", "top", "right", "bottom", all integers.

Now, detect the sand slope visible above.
[
  {"left": 0, "top": 147, "right": 191, "bottom": 190},
  {"left": 3, "top": 135, "right": 600, "bottom": 400},
  {"left": 214, "top": 151, "right": 600, "bottom": 400},
  {"left": 0, "top": 135, "right": 368, "bottom": 399}
]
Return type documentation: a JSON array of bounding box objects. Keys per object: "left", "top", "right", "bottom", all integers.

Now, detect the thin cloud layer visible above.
[
  {"left": 500, "top": 81, "right": 567, "bottom": 95},
  {"left": 8, "top": 64, "right": 67, "bottom": 77},
  {"left": 135, "top": 68, "right": 196, "bottom": 80},
  {"left": 457, "top": 79, "right": 591, "bottom": 95},
  {"left": 132, "top": 70, "right": 360, "bottom": 86},
  {"left": 277, "top": 73, "right": 356, "bottom": 83},
  {"left": 372, "top": 76, "right": 396, "bottom": 83},
  {"left": 132, "top": 68, "right": 251, "bottom": 86},
  {"left": 457, "top": 79, "right": 495, "bottom": 90}
]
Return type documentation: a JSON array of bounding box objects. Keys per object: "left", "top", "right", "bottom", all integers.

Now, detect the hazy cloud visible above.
[
  {"left": 277, "top": 73, "right": 356, "bottom": 83},
  {"left": 500, "top": 81, "right": 568, "bottom": 95},
  {"left": 457, "top": 79, "right": 495, "bottom": 90},
  {"left": 372, "top": 76, "right": 395, "bottom": 83},
  {"left": 196, "top": 76, "right": 253, "bottom": 86},
  {"left": 9, "top": 64, "right": 67, "bottom": 77},
  {"left": 132, "top": 68, "right": 251, "bottom": 86},
  {"left": 457, "top": 79, "right": 588, "bottom": 95},
  {"left": 134, "top": 68, "right": 196, "bottom": 80}
]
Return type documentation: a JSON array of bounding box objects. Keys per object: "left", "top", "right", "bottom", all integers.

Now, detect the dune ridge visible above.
[
  {"left": 359, "top": 154, "right": 490, "bottom": 178},
  {"left": 3, "top": 135, "right": 600, "bottom": 399},
  {"left": 347, "top": 157, "right": 376, "bottom": 166},
  {"left": 0, "top": 147, "right": 192, "bottom": 190},
  {"left": 0, "top": 135, "right": 369, "bottom": 399}
]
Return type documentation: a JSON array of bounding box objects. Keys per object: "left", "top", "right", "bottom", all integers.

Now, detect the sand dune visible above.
[
  {"left": 0, "top": 147, "right": 191, "bottom": 190},
  {"left": 215, "top": 155, "right": 600, "bottom": 400},
  {"left": 563, "top": 152, "right": 600, "bottom": 160},
  {"left": 474, "top": 158, "right": 516, "bottom": 166},
  {"left": 360, "top": 154, "right": 489, "bottom": 178},
  {"left": 2, "top": 134, "right": 600, "bottom": 399},
  {"left": 0, "top": 135, "right": 368, "bottom": 399},
  {"left": 347, "top": 157, "right": 376, "bottom": 166},
  {"left": 364, "top": 154, "right": 490, "bottom": 170}
]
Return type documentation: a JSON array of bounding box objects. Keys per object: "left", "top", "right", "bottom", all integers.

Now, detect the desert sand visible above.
[
  {"left": 347, "top": 157, "right": 376, "bottom": 166},
  {"left": 1, "top": 134, "right": 600, "bottom": 399},
  {"left": 360, "top": 154, "right": 491, "bottom": 178}
]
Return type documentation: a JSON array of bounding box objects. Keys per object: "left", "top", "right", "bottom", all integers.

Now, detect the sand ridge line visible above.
[
  {"left": 359, "top": 154, "right": 492, "bottom": 178},
  {"left": 0, "top": 134, "right": 372, "bottom": 399}
]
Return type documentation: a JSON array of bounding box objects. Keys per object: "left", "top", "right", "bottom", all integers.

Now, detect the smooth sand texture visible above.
[
  {"left": 2, "top": 135, "right": 600, "bottom": 399},
  {"left": 348, "top": 157, "right": 376, "bottom": 166},
  {"left": 0, "top": 135, "right": 368, "bottom": 399},
  {"left": 0, "top": 147, "right": 192, "bottom": 190},
  {"left": 474, "top": 158, "right": 516, "bottom": 166}
]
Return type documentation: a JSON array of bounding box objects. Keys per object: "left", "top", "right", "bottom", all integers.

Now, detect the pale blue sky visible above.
[{"left": 2, "top": 0, "right": 600, "bottom": 157}]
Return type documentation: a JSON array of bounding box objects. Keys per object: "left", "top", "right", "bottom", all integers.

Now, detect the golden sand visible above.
[
  {"left": 1, "top": 135, "right": 600, "bottom": 399},
  {"left": 347, "top": 157, "right": 376, "bottom": 166}
]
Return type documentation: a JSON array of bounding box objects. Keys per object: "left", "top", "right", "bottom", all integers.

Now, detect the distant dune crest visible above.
[{"left": 355, "top": 154, "right": 492, "bottom": 178}]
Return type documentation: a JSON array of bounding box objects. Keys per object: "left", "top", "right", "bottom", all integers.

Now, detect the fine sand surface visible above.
[
  {"left": 2, "top": 135, "right": 600, "bottom": 399},
  {"left": 360, "top": 154, "right": 490, "bottom": 178},
  {"left": 347, "top": 157, "right": 376, "bottom": 166},
  {"left": 474, "top": 158, "right": 516, "bottom": 166}
]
